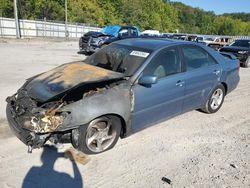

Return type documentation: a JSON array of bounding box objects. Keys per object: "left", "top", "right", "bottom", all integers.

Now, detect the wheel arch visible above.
[
  {"left": 90, "top": 113, "right": 127, "bottom": 138},
  {"left": 221, "top": 82, "right": 228, "bottom": 95},
  {"left": 201, "top": 82, "right": 226, "bottom": 113},
  {"left": 74, "top": 113, "right": 125, "bottom": 154},
  {"left": 58, "top": 83, "right": 131, "bottom": 133}
]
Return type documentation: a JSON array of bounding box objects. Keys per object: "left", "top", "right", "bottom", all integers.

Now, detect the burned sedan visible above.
[{"left": 6, "top": 39, "right": 240, "bottom": 154}]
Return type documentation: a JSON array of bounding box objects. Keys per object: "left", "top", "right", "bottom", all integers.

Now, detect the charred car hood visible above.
[{"left": 25, "top": 62, "right": 124, "bottom": 102}]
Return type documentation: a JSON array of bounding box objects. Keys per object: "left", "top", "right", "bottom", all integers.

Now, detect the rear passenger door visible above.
[{"left": 180, "top": 45, "right": 221, "bottom": 112}]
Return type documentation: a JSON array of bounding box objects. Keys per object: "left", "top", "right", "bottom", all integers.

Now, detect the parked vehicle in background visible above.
[
  {"left": 207, "top": 37, "right": 233, "bottom": 50},
  {"left": 161, "top": 33, "right": 172, "bottom": 38},
  {"left": 196, "top": 36, "right": 214, "bottom": 44},
  {"left": 167, "top": 34, "right": 187, "bottom": 40},
  {"left": 185, "top": 35, "right": 198, "bottom": 42},
  {"left": 79, "top": 25, "right": 140, "bottom": 54},
  {"left": 141, "top": 30, "right": 160, "bottom": 36},
  {"left": 220, "top": 39, "right": 250, "bottom": 67},
  {"left": 6, "top": 39, "right": 240, "bottom": 155}
]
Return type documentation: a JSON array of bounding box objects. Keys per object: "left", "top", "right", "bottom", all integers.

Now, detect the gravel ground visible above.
[{"left": 0, "top": 39, "right": 249, "bottom": 188}]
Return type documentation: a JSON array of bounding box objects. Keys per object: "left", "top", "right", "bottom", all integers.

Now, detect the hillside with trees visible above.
[
  {"left": 171, "top": 2, "right": 250, "bottom": 35},
  {"left": 0, "top": 0, "right": 249, "bottom": 35},
  {"left": 223, "top": 13, "right": 250, "bottom": 22}
]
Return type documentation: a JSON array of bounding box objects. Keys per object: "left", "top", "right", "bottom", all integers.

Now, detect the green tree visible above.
[
  {"left": 0, "top": 0, "right": 249, "bottom": 35},
  {"left": 33, "top": 0, "right": 64, "bottom": 21},
  {"left": 96, "top": 0, "right": 123, "bottom": 25},
  {"left": 0, "top": 0, "right": 13, "bottom": 18},
  {"left": 68, "top": 0, "right": 104, "bottom": 25}
]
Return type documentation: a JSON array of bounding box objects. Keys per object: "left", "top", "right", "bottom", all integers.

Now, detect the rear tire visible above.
[
  {"left": 201, "top": 84, "right": 225, "bottom": 114},
  {"left": 76, "top": 116, "right": 121, "bottom": 155}
]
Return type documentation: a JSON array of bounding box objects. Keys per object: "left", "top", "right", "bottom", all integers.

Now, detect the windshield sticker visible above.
[{"left": 130, "top": 51, "right": 149, "bottom": 58}]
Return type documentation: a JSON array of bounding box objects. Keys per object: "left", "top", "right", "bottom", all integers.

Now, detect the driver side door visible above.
[{"left": 131, "top": 47, "right": 185, "bottom": 132}]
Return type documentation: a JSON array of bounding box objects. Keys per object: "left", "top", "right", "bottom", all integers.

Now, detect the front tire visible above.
[
  {"left": 202, "top": 84, "right": 225, "bottom": 114},
  {"left": 242, "top": 56, "right": 250, "bottom": 68},
  {"left": 76, "top": 116, "right": 121, "bottom": 155}
]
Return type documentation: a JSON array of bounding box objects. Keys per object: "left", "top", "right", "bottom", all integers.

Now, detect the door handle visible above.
[
  {"left": 213, "top": 70, "right": 221, "bottom": 76},
  {"left": 176, "top": 80, "right": 185, "bottom": 87}
]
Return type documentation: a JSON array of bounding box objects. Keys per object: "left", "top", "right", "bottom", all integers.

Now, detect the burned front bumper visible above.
[
  {"left": 5, "top": 91, "right": 71, "bottom": 149},
  {"left": 6, "top": 103, "right": 50, "bottom": 148}
]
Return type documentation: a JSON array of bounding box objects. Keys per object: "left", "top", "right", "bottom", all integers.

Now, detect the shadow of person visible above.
[{"left": 22, "top": 145, "right": 83, "bottom": 188}]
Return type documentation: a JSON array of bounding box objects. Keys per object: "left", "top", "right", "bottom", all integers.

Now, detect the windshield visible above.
[
  {"left": 85, "top": 44, "right": 152, "bottom": 76},
  {"left": 230, "top": 40, "right": 250, "bottom": 48},
  {"left": 205, "top": 38, "right": 214, "bottom": 41},
  {"left": 101, "top": 26, "right": 120, "bottom": 36}
]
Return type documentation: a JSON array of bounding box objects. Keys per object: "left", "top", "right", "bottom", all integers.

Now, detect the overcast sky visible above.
[{"left": 172, "top": 0, "right": 250, "bottom": 14}]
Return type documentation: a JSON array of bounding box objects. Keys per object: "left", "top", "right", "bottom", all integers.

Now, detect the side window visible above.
[
  {"left": 182, "top": 46, "right": 217, "bottom": 71},
  {"left": 130, "top": 28, "right": 138, "bottom": 37},
  {"left": 143, "top": 48, "right": 181, "bottom": 79},
  {"left": 118, "top": 28, "right": 129, "bottom": 37}
]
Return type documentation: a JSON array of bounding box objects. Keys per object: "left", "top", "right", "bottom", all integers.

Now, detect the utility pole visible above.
[
  {"left": 14, "top": 0, "right": 20, "bottom": 38},
  {"left": 65, "top": 0, "right": 68, "bottom": 38}
]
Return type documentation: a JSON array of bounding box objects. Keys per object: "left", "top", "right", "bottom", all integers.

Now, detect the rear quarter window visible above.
[{"left": 182, "top": 46, "right": 217, "bottom": 71}]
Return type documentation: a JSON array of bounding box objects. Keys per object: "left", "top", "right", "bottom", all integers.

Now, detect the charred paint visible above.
[
  {"left": 27, "top": 114, "right": 64, "bottom": 133},
  {"left": 25, "top": 62, "right": 125, "bottom": 102},
  {"left": 6, "top": 61, "right": 132, "bottom": 150},
  {"left": 22, "top": 101, "right": 66, "bottom": 133},
  {"left": 37, "top": 63, "right": 111, "bottom": 86}
]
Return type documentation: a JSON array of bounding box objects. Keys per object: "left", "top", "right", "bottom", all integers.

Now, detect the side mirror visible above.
[{"left": 138, "top": 76, "right": 158, "bottom": 85}]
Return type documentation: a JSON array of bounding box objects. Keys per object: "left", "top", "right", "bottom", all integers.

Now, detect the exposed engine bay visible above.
[{"left": 6, "top": 62, "right": 131, "bottom": 153}]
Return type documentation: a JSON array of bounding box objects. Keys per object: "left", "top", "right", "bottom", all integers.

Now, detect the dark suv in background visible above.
[
  {"left": 79, "top": 25, "right": 140, "bottom": 54},
  {"left": 220, "top": 39, "right": 250, "bottom": 67}
]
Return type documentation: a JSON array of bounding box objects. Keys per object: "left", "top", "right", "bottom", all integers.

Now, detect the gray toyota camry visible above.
[{"left": 6, "top": 38, "right": 240, "bottom": 154}]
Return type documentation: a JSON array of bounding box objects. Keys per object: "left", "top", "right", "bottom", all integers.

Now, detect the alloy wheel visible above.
[
  {"left": 210, "top": 88, "right": 224, "bottom": 110},
  {"left": 85, "top": 117, "right": 116, "bottom": 153}
]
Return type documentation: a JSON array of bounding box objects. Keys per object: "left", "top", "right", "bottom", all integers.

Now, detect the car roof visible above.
[
  {"left": 114, "top": 38, "right": 188, "bottom": 51},
  {"left": 104, "top": 25, "right": 137, "bottom": 29},
  {"left": 235, "top": 39, "right": 250, "bottom": 41}
]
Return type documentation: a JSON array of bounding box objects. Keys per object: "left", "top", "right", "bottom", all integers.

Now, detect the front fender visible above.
[{"left": 57, "top": 83, "right": 132, "bottom": 132}]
